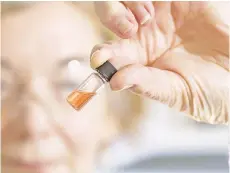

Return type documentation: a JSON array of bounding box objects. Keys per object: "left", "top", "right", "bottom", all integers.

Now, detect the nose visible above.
[
  {"left": 21, "top": 102, "right": 52, "bottom": 140},
  {"left": 20, "top": 76, "right": 54, "bottom": 140}
]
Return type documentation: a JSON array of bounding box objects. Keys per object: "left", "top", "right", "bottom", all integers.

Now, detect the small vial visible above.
[{"left": 67, "top": 61, "right": 117, "bottom": 110}]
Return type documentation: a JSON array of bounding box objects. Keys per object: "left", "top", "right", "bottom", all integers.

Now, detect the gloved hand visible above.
[{"left": 91, "top": 2, "right": 229, "bottom": 124}]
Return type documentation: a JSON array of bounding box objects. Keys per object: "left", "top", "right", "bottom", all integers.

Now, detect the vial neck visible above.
[{"left": 94, "top": 72, "right": 108, "bottom": 83}]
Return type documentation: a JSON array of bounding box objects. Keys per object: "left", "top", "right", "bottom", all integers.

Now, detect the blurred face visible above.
[{"left": 1, "top": 2, "right": 116, "bottom": 173}]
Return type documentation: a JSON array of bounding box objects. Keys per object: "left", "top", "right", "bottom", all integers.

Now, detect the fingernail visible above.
[
  {"left": 216, "top": 24, "right": 228, "bottom": 34},
  {"left": 90, "top": 50, "right": 101, "bottom": 69},
  {"left": 117, "top": 18, "right": 134, "bottom": 34},
  {"left": 141, "top": 14, "right": 151, "bottom": 25},
  {"left": 113, "top": 85, "right": 133, "bottom": 92}
]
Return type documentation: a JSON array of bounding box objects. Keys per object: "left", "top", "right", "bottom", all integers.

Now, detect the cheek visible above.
[{"left": 1, "top": 99, "right": 23, "bottom": 134}]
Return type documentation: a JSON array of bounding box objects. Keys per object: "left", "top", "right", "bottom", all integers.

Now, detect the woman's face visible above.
[{"left": 1, "top": 2, "right": 116, "bottom": 173}]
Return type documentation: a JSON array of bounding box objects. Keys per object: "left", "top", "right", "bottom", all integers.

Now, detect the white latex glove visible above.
[{"left": 91, "top": 2, "right": 229, "bottom": 124}]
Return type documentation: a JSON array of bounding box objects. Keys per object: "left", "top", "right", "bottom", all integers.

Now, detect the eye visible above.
[{"left": 55, "top": 60, "right": 94, "bottom": 98}]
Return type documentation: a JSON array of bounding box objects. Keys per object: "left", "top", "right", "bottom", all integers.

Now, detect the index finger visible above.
[{"left": 94, "top": 1, "right": 138, "bottom": 39}]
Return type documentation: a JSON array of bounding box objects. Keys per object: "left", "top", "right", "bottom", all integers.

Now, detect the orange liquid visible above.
[{"left": 67, "top": 90, "right": 95, "bottom": 111}]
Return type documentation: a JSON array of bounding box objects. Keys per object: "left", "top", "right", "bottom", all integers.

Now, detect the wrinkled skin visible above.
[{"left": 91, "top": 2, "right": 229, "bottom": 124}]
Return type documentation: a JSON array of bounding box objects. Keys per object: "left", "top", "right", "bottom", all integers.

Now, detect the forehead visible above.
[{"left": 2, "top": 2, "right": 102, "bottom": 70}]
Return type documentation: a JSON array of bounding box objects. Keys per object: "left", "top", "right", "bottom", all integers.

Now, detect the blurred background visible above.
[
  {"left": 98, "top": 98, "right": 228, "bottom": 173},
  {"left": 1, "top": 2, "right": 228, "bottom": 173},
  {"left": 98, "top": 99, "right": 229, "bottom": 173}
]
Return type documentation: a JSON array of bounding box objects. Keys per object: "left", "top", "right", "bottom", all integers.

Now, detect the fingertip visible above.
[
  {"left": 118, "top": 22, "right": 138, "bottom": 39},
  {"left": 123, "top": 2, "right": 152, "bottom": 26},
  {"left": 110, "top": 64, "right": 143, "bottom": 91},
  {"left": 90, "top": 50, "right": 100, "bottom": 69},
  {"left": 90, "top": 44, "right": 103, "bottom": 59},
  {"left": 140, "top": 13, "right": 151, "bottom": 25},
  {"left": 144, "top": 2, "right": 155, "bottom": 19},
  {"left": 96, "top": 1, "right": 137, "bottom": 39},
  {"left": 90, "top": 49, "right": 110, "bottom": 69},
  {"left": 115, "top": 18, "right": 137, "bottom": 38}
]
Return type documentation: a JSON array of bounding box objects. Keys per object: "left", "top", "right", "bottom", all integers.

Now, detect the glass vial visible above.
[{"left": 67, "top": 61, "right": 117, "bottom": 111}]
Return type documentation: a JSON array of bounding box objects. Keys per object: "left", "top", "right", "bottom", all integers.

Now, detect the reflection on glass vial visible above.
[
  {"left": 67, "top": 73, "right": 105, "bottom": 110},
  {"left": 67, "top": 61, "right": 117, "bottom": 111}
]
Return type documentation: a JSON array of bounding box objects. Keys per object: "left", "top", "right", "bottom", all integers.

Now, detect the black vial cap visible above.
[{"left": 96, "top": 61, "right": 117, "bottom": 82}]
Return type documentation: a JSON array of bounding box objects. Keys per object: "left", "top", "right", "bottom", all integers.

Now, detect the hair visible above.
[{"left": 1, "top": 1, "right": 144, "bottom": 136}]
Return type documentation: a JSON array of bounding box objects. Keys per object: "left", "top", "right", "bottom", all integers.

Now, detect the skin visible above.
[
  {"left": 1, "top": 2, "right": 228, "bottom": 173},
  {"left": 91, "top": 2, "right": 229, "bottom": 124},
  {"left": 1, "top": 2, "right": 120, "bottom": 173}
]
